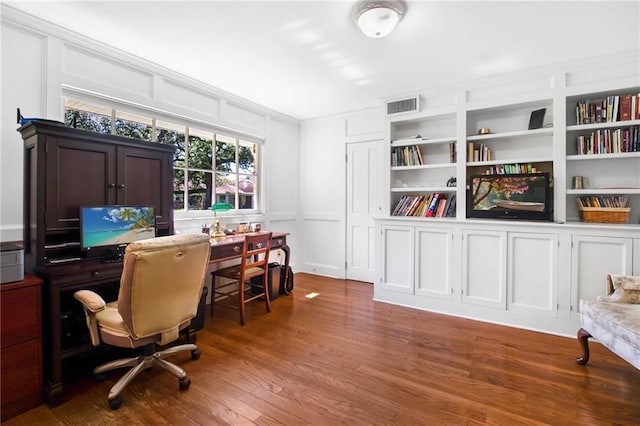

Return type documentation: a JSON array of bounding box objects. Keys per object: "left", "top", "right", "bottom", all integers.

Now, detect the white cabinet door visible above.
[
  {"left": 462, "top": 229, "right": 507, "bottom": 309},
  {"left": 634, "top": 239, "right": 640, "bottom": 275},
  {"left": 415, "top": 227, "right": 453, "bottom": 300},
  {"left": 570, "top": 235, "right": 633, "bottom": 320},
  {"left": 380, "top": 225, "right": 414, "bottom": 294},
  {"left": 507, "top": 232, "right": 558, "bottom": 317}
]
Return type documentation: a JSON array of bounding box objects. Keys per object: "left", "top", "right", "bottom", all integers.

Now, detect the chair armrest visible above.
[
  {"left": 74, "top": 290, "right": 107, "bottom": 312},
  {"left": 74, "top": 290, "right": 107, "bottom": 346}
]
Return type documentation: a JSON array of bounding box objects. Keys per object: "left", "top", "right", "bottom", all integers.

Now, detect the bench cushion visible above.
[{"left": 580, "top": 299, "right": 640, "bottom": 370}]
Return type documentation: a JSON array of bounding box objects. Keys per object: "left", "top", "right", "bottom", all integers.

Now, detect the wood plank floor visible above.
[{"left": 6, "top": 273, "right": 640, "bottom": 425}]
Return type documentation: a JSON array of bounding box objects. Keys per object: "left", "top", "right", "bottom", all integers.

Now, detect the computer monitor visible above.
[{"left": 80, "top": 206, "right": 156, "bottom": 255}]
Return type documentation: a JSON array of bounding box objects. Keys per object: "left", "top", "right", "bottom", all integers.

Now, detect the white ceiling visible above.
[{"left": 6, "top": 1, "right": 640, "bottom": 120}]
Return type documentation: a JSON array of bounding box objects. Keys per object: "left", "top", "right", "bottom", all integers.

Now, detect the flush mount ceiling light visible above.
[{"left": 352, "top": 0, "right": 407, "bottom": 38}]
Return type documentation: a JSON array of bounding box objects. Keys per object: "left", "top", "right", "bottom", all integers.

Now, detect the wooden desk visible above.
[
  {"left": 209, "top": 232, "right": 290, "bottom": 286},
  {"left": 39, "top": 231, "right": 289, "bottom": 405}
]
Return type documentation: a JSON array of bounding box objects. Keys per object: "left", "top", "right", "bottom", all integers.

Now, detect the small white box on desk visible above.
[{"left": 1, "top": 242, "right": 24, "bottom": 284}]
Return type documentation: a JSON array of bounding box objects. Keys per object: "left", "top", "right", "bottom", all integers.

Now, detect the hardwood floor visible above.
[{"left": 6, "top": 273, "right": 640, "bottom": 425}]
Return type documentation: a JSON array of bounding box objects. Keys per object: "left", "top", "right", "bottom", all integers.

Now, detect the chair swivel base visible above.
[{"left": 94, "top": 343, "right": 200, "bottom": 410}]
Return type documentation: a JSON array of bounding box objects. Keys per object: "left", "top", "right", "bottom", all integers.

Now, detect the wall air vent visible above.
[{"left": 386, "top": 96, "right": 420, "bottom": 116}]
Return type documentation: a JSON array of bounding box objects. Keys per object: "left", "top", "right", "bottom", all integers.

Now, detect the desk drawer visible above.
[
  {"left": 1, "top": 339, "right": 42, "bottom": 409},
  {"left": 1, "top": 285, "right": 40, "bottom": 347},
  {"left": 46, "top": 262, "right": 122, "bottom": 288},
  {"left": 210, "top": 243, "right": 243, "bottom": 261}
]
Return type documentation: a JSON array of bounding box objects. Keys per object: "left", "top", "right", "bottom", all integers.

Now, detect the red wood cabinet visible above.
[{"left": 1, "top": 274, "right": 43, "bottom": 421}]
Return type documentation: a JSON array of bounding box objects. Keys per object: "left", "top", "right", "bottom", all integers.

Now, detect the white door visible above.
[{"left": 346, "top": 139, "right": 385, "bottom": 282}]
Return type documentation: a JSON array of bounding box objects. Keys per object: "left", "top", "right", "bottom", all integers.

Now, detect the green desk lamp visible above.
[{"left": 211, "top": 203, "right": 233, "bottom": 237}]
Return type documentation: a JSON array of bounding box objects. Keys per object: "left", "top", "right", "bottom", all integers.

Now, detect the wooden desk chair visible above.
[{"left": 210, "top": 232, "right": 272, "bottom": 325}]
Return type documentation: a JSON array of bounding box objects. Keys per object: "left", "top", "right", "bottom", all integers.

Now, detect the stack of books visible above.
[
  {"left": 576, "top": 94, "right": 640, "bottom": 124},
  {"left": 577, "top": 195, "right": 628, "bottom": 209},
  {"left": 391, "top": 194, "right": 456, "bottom": 218},
  {"left": 483, "top": 163, "right": 537, "bottom": 175},
  {"left": 575, "top": 126, "right": 639, "bottom": 155},
  {"left": 391, "top": 145, "right": 424, "bottom": 167}
]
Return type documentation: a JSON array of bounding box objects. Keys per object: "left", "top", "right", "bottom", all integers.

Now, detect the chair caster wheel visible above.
[
  {"left": 179, "top": 377, "right": 191, "bottom": 390},
  {"left": 109, "top": 395, "right": 123, "bottom": 410},
  {"left": 191, "top": 349, "right": 201, "bottom": 360},
  {"left": 94, "top": 373, "right": 106, "bottom": 382}
]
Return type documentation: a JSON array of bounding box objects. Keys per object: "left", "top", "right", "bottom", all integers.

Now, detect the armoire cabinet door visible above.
[
  {"left": 45, "top": 137, "right": 116, "bottom": 229},
  {"left": 117, "top": 146, "right": 173, "bottom": 231}
]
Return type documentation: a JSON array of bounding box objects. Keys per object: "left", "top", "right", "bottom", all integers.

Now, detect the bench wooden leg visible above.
[{"left": 576, "top": 328, "right": 592, "bottom": 365}]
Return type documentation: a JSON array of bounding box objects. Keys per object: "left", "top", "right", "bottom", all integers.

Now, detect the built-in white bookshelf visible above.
[
  {"left": 564, "top": 88, "right": 640, "bottom": 223},
  {"left": 389, "top": 112, "right": 458, "bottom": 218}
]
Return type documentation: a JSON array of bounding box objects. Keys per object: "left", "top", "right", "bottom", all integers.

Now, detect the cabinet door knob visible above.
[
  {"left": 108, "top": 183, "right": 115, "bottom": 188},
  {"left": 91, "top": 271, "right": 100, "bottom": 278},
  {"left": 118, "top": 184, "right": 125, "bottom": 189}
]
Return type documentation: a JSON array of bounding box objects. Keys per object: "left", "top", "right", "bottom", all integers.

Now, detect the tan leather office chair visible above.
[
  {"left": 210, "top": 232, "right": 272, "bottom": 325},
  {"left": 74, "top": 233, "right": 211, "bottom": 410}
]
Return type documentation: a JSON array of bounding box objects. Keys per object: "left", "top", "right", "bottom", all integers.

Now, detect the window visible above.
[
  {"left": 63, "top": 97, "right": 262, "bottom": 214},
  {"left": 215, "top": 135, "right": 258, "bottom": 210},
  {"left": 115, "top": 110, "right": 152, "bottom": 140},
  {"left": 64, "top": 99, "right": 112, "bottom": 133}
]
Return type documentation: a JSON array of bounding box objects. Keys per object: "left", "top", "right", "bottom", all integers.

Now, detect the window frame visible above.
[{"left": 61, "top": 91, "right": 265, "bottom": 220}]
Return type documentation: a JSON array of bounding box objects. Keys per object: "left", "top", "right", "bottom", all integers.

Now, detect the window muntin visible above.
[{"left": 63, "top": 98, "right": 261, "bottom": 214}]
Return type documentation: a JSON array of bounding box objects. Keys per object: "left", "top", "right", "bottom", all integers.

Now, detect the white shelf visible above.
[
  {"left": 566, "top": 188, "right": 640, "bottom": 195},
  {"left": 391, "top": 136, "right": 457, "bottom": 147},
  {"left": 566, "top": 119, "right": 640, "bottom": 132},
  {"left": 466, "top": 157, "right": 553, "bottom": 167},
  {"left": 391, "top": 163, "right": 456, "bottom": 171},
  {"left": 391, "top": 186, "right": 456, "bottom": 193},
  {"left": 467, "top": 127, "right": 553, "bottom": 142},
  {"left": 566, "top": 152, "right": 640, "bottom": 161}
]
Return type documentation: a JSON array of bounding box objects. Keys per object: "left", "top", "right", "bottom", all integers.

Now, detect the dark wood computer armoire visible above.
[{"left": 19, "top": 120, "right": 176, "bottom": 404}]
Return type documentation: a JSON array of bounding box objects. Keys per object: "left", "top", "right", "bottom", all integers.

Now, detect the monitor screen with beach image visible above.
[{"left": 80, "top": 206, "right": 156, "bottom": 250}]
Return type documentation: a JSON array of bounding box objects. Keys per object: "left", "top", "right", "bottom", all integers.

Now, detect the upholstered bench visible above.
[{"left": 576, "top": 274, "right": 640, "bottom": 370}]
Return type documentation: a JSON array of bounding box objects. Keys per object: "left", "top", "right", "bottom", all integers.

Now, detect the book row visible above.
[
  {"left": 391, "top": 145, "right": 423, "bottom": 167},
  {"left": 481, "top": 163, "right": 538, "bottom": 175},
  {"left": 577, "top": 195, "right": 629, "bottom": 209},
  {"left": 391, "top": 193, "right": 456, "bottom": 217},
  {"left": 575, "top": 126, "right": 639, "bottom": 155},
  {"left": 467, "top": 142, "right": 492, "bottom": 162},
  {"left": 575, "top": 94, "right": 640, "bottom": 125}
]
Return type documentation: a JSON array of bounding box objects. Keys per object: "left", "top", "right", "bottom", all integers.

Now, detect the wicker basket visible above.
[{"left": 577, "top": 203, "right": 630, "bottom": 224}]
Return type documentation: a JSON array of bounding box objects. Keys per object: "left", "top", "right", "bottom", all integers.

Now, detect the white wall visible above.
[
  {"left": 298, "top": 108, "right": 384, "bottom": 278},
  {"left": 0, "top": 6, "right": 300, "bottom": 268}
]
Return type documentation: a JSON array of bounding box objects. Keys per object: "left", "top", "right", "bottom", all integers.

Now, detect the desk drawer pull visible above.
[
  {"left": 91, "top": 271, "right": 100, "bottom": 278},
  {"left": 276, "top": 239, "right": 283, "bottom": 246},
  {"left": 232, "top": 245, "right": 241, "bottom": 253}
]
